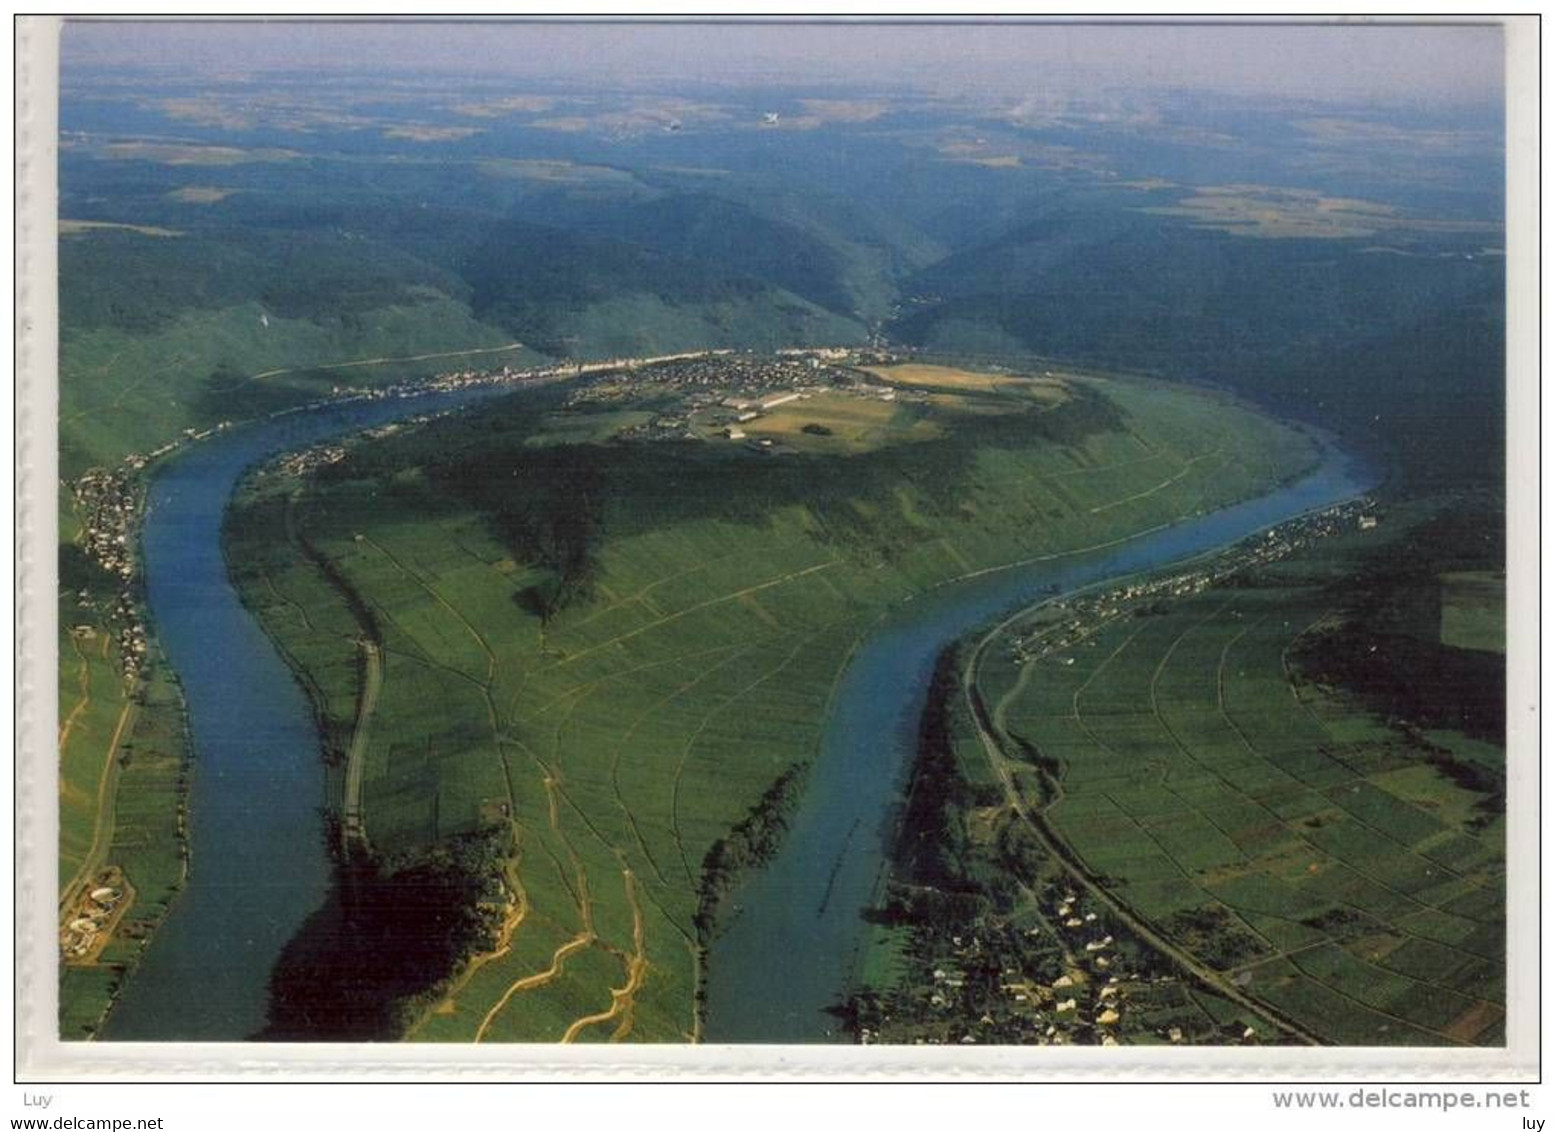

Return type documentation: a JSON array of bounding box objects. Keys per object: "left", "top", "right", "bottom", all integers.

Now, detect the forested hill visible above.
[
  {"left": 59, "top": 70, "right": 1503, "bottom": 484},
  {"left": 890, "top": 210, "right": 1504, "bottom": 487}
]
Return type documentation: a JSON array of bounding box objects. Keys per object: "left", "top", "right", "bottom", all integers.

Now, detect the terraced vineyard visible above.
[
  {"left": 974, "top": 529, "right": 1505, "bottom": 1046},
  {"left": 224, "top": 370, "right": 1321, "bottom": 1041}
]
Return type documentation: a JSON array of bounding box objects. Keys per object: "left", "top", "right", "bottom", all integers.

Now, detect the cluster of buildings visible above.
[
  {"left": 73, "top": 469, "right": 138, "bottom": 582},
  {"left": 615, "top": 413, "right": 700, "bottom": 444},
  {"left": 120, "top": 420, "right": 234, "bottom": 472},
  {"left": 863, "top": 886, "right": 1164, "bottom": 1047},
  {"left": 70, "top": 468, "right": 148, "bottom": 679},
  {"left": 563, "top": 347, "right": 866, "bottom": 410},
  {"left": 860, "top": 878, "right": 1243, "bottom": 1047},
  {"left": 362, "top": 348, "right": 803, "bottom": 405},
  {"left": 356, "top": 361, "right": 562, "bottom": 400},
  {"left": 274, "top": 444, "right": 347, "bottom": 478},
  {"left": 560, "top": 347, "right": 918, "bottom": 452},
  {"left": 1008, "top": 498, "right": 1378, "bottom": 667},
  {"left": 991, "top": 891, "right": 1132, "bottom": 1046},
  {"left": 60, "top": 873, "right": 126, "bottom": 963}
]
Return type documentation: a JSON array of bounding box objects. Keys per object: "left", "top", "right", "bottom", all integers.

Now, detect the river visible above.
[
  {"left": 701, "top": 434, "right": 1373, "bottom": 1042},
  {"left": 102, "top": 387, "right": 504, "bottom": 1040},
  {"left": 101, "top": 387, "right": 1369, "bottom": 1042}
]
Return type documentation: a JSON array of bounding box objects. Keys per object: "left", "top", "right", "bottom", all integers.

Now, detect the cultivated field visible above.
[
  {"left": 976, "top": 533, "right": 1505, "bottom": 1046},
  {"left": 225, "top": 372, "right": 1321, "bottom": 1041},
  {"left": 1439, "top": 570, "right": 1505, "bottom": 654},
  {"left": 737, "top": 390, "right": 939, "bottom": 453}
]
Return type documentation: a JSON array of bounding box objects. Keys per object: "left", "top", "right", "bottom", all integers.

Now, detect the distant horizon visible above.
[{"left": 62, "top": 18, "right": 1504, "bottom": 110}]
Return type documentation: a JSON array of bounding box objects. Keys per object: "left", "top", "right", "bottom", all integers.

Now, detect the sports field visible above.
[
  {"left": 224, "top": 371, "right": 1322, "bottom": 1041},
  {"left": 975, "top": 532, "right": 1505, "bottom": 1046}
]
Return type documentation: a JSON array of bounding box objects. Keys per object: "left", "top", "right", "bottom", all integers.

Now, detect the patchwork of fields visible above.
[
  {"left": 977, "top": 540, "right": 1505, "bottom": 1046},
  {"left": 226, "top": 373, "right": 1320, "bottom": 1041}
]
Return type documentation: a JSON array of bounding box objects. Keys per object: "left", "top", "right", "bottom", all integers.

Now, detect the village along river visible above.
[
  {"left": 702, "top": 433, "right": 1373, "bottom": 1042},
  {"left": 102, "top": 383, "right": 1369, "bottom": 1042}
]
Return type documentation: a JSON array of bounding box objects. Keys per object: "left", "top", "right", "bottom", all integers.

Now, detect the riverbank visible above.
[
  {"left": 850, "top": 490, "right": 1503, "bottom": 1047},
  {"left": 58, "top": 644, "right": 193, "bottom": 1040},
  {"left": 701, "top": 426, "right": 1368, "bottom": 1041},
  {"left": 98, "top": 357, "right": 1333, "bottom": 1041},
  {"left": 843, "top": 497, "right": 1379, "bottom": 1045},
  {"left": 96, "top": 377, "right": 558, "bottom": 1039},
  {"left": 76, "top": 346, "right": 839, "bottom": 1038},
  {"left": 64, "top": 357, "right": 609, "bottom": 1038}
]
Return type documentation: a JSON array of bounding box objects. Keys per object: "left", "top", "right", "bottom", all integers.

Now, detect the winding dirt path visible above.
[
  {"left": 406, "top": 863, "right": 530, "bottom": 1038},
  {"left": 58, "top": 633, "right": 94, "bottom": 751},
  {"left": 1088, "top": 450, "right": 1223, "bottom": 515},
  {"left": 472, "top": 929, "right": 595, "bottom": 1043},
  {"left": 560, "top": 869, "right": 648, "bottom": 1043}
]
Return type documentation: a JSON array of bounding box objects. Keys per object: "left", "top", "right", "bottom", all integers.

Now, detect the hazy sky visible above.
[{"left": 62, "top": 19, "right": 1505, "bottom": 108}]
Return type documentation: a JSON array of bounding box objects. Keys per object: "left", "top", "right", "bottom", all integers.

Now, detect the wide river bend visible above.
[{"left": 102, "top": 387, "right": 1370, "bottom": 1042}]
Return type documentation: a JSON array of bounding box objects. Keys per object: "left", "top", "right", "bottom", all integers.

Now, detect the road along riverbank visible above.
[{"left": 702, "top": 430, "right": 1372, "bottom": 1042}]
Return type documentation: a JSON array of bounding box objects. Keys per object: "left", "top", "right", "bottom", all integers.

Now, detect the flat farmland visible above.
[
  {"left": 984, "top": 555, "right": 1505, "bottom": 1045},
  {"left": 225, "top": 371, "right": 1325, "bottom": 1041}
]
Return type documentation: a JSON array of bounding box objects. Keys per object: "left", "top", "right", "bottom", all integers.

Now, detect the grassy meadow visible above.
[{"left": 224, "top": 370, "right": 1321, "bottom": 1041}]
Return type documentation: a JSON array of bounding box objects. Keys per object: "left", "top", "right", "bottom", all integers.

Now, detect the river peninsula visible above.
[{"left": 95, "top": 355, "right": 1338, "bottom": 1041}]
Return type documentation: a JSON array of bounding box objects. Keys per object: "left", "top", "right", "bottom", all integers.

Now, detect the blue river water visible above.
[
  {"left": 103, "top": 388, "right": 503, "bottom": 1041},
  {"left": 702, "top": 435, "right": 1373, "bottom": 1042},
  {"left": 100, "top": 383, "right": 1369, "bottom": 1043}
]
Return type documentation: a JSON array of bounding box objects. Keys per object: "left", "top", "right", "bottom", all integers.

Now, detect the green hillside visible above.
[
  {"left": 892, "top": 212, "right": 1505, "bottom": 485},
  {"left": 459, "top": 218, "right": 865, "bottom": 357},
  {"left": 61, "top": 290, "right": 531, "bottom": 478},
  {"left": 525, "top": 185, "right": 941, "bottom": 324},
  {"left": 221, "top": 366, "right": 1320, "bottom": 1041}
]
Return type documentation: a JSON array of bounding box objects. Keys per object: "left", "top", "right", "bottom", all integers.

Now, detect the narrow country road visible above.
[
  {"left": 960, "top": 599, "right": 1323, "bottom": 1046},
  {"left": 341, "top": 638, "right": 382, "bottom": 848}
]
